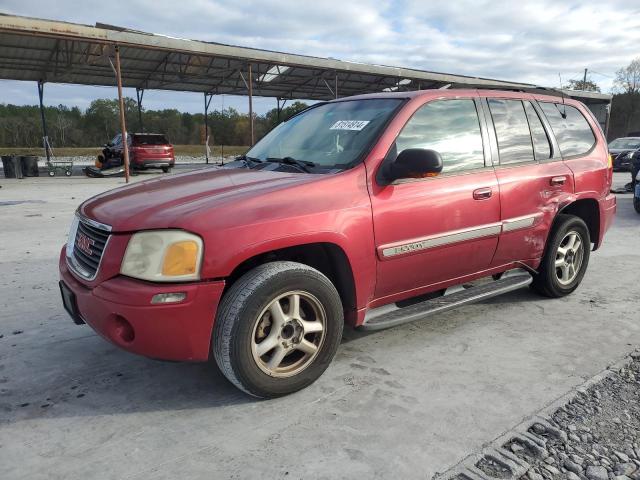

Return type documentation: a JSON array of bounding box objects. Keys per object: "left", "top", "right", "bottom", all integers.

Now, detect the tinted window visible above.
[
  {"left": 488, "top": 99, "right": 534, "bottom": 164},
  {"left": 395, "top": 99, "right": 485, "bottom": 173},
  {"left": 539, "top": 103, "right": 595, "bottom": 157},
  {"left": 524, "top": 102, "right": 552, "bottom": 160},
  {"left": 133, "top": 134, "right": 169, "bottom": 145}
]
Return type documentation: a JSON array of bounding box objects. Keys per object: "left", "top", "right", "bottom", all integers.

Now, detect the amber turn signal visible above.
[{"left": 162, "top": 241, "right": 199, "bottom": 276}]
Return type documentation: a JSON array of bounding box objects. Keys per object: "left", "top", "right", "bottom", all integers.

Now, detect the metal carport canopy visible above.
[{"left": 0, "top": 13, "right": 612, "bottom": 104}]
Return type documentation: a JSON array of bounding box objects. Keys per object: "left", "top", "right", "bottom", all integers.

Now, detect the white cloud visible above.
[{"left": 1, "top": 0, "right": 639, "bottom": 111}]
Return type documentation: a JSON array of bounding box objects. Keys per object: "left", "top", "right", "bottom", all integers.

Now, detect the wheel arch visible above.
[
  {"left": 558, "top": 197, "right": 600, "bottom": 250},
  {"left": 223, "top": 242, "right": 358, "bottom": 325}
]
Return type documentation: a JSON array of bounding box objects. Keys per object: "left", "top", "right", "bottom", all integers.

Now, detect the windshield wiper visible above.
[
  {"left": 266, "top": 156, "right": 315, "bottom": 173},
  {"left": 235, "top": 154, "right": 264, "bottom": 168}
]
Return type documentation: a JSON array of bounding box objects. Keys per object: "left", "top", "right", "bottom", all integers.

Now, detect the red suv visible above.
[
  {"left": 60, "top": 89, "right": 616, "bottom": 398},
  {"left": 98, "top": 133, "right": 175, "bottom": 172}
]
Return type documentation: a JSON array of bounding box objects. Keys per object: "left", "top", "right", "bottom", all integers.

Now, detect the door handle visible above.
[
  {"left": 473, "top": 187, "right": 493, "bottom": 200},
  {"left": 550, "top": 176, "right": 567, "bottom": 186}
]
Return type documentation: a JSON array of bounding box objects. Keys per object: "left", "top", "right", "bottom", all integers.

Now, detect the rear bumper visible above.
[
  {"left": 59, "top": 248, "right": 224, "bottom": 361},
  {"left": 596, "top": 193, "right": 616, "bottom": 249},
  {"left": 131, "top": 159, "right": 175, "bottom": 169}
]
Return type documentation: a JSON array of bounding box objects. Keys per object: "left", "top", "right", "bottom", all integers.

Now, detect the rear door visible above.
[
  {"left": 481, "top": 95, "right": 574, "bottom": 265},
  {"left": 370, "top": 96, "right": 501, "bottom": 302}
]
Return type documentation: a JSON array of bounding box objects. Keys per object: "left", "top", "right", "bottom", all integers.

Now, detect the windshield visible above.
[
  {"left": 245, "top": 98, "right": 403, "bottom": 170},
  {"left": 609, "top": 138, "right": 640, "bottom": 149}
]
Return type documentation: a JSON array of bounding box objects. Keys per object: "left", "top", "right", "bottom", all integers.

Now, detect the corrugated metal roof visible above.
[{"left": 0, "top": 13, "right": 612, "bottom": 104}]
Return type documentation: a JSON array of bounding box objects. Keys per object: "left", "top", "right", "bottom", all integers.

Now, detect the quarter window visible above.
[
  {"left": 539, "top": 103, "right": 596, "bottom": 157},
  {"left": 395, "top": 99, "right": 485, "bottom": 173},
  {"left": 524, "top": 102, "right": 552, "bottom": 160},
  {"left": 488, "top": 99, "right": 535, "bottom": 164}
]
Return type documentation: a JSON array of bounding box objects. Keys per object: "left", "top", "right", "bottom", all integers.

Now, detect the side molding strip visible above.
[
  {"left": 380, "top": 214, "right": 540, "bottom": 259},
  {"left": 381, "top": 224, "right": 502, "bottom": 258},
  {"left": 502, "top": 214, "right": 538, "bottom": 233}
]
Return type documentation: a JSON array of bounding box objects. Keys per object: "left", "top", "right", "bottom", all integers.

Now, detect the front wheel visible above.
[
  {"left": 161, "top": 166, "right": 171, "bottom": 173},
  {"left": 634, "top": 196, "right": 640, "bottom": 214},
  {"left": 531, "top": 214, "right": 590, "bottom": 298},
  {"left": 213, "top": 261, "right": 343, "bottom": 398}
]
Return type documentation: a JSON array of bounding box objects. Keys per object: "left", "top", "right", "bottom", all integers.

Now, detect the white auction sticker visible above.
[{"left": 330, "top": 120, "right": 370, "bottom": 131}]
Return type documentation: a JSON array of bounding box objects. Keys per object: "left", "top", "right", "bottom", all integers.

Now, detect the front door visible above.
[{"left": 369, "top": 97, "right": 501, "bottom": 303}]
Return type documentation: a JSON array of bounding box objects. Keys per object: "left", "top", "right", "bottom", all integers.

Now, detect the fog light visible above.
[{"left": 151, "top": 292, "right": 187, "bottom": 304}]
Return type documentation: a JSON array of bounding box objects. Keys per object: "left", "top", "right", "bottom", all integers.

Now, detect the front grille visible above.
[{"left": 71, "top": 219, "right": 110, "bottom": 279}]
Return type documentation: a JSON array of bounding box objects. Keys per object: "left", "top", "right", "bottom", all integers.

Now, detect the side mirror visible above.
[{"left": 385, "top": 148, "right": 443, "bottom": 183}]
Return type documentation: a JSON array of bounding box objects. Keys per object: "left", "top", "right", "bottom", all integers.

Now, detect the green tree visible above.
[
  {"left": 613, "top": 58, "right": 640, "bottom": 135},
  {"left": 564, "top": 78, "right": 600, "bottom": 92}
]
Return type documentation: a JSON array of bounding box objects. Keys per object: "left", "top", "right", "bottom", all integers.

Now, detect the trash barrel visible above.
[
  {"left": 1, "top": 155, "right": 23, "bottom": 179},
  {"left": 20, "top": 155, "right": 39, "bottom": 177}
]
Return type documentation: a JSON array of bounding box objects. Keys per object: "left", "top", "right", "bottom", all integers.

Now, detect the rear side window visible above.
[
  {"left": 524, "top": 102, "right": 552, "bottom": 160},
  {"left": 539, "top": 103, "right": 595, "bottom": 157},
  {"left": 487, "top": 99, "right": 534, "bottom": 164},
  {"left": 133, "top": 134, "right": 169, "bottom": 145},
  {"left": 395, "top": 99, "right": 485, "bottom": 173}
]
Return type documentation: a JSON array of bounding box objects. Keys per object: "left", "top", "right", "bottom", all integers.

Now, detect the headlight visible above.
[
  {"left": 66, "top": 215, "right": 80, "bottom": 258},
  {"left": 120, "top": 230, "right": 203, "bottom": 282},
  {"left": 626, "top": 151, "right": 635, "bottom": 159}
]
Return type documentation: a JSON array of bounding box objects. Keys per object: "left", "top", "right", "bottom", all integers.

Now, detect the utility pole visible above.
[{"left": 583, "top": 68, "right": 588, "bottom": 89}]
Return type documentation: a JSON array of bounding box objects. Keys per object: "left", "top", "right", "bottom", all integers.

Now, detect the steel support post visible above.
[
  {"left": 37, "top": 80, "right": 52, "bottom": 163},
  {"left": 204, "top": 92, "right": 213, "bottom": 164},
  {"left": 114, "top": 46, "right": 130, "bottom": 183},
  {"left": 248, "top": 63, "right": 254, "bottom": 146},
  {"left": 135, "top": 87, "right": 144, "bottom": 132}
]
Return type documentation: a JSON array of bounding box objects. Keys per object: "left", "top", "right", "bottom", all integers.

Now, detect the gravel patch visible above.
[{"left": 514, "top": 353, "right": 640, "bottom": 480}]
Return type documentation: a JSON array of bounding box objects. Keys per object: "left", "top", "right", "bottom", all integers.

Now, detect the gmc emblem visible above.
[{"left": 76, "top": 232, "right": 95, "bottom": 256}]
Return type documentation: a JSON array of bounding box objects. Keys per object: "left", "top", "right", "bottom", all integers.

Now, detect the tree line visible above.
[
  {"left": 3, "top": 57, "right": 640, "bottom": 149},
  {"left": 0, "top": 98, "right": 309, "bottom": 149}
]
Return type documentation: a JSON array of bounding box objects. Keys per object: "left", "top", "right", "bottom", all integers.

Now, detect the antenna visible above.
[{"left": 558, "top": 73, "right": 567, "bottom": 118}]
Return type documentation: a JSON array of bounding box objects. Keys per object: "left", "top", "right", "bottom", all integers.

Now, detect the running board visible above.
[{"left": 359, "top": 273, "right": 532, "bottom": 331}]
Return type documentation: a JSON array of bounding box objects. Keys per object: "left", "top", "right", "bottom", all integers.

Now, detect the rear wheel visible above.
[
  {"left": 634, "top": 196, "right": 640, "bottom": 214},
  {"left": 213, "top": 261, "right": 343, "bottom": 398},
  {"left": 161, "top": 166, "right": 170, "bottom": 173},
  {"left": 531, "top": 214, "right": 590, "bottom": 298}
]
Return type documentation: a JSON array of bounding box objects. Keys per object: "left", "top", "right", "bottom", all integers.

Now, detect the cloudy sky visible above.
[{"left": 1, "top": 0, "right": 639, "bottom": 114}]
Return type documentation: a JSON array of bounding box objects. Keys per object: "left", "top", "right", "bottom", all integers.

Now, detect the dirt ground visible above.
[{"left": 0, "top": 171, "right": 638, "bottom": 480}]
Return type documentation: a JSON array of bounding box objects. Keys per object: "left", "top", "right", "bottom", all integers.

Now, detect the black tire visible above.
[
  {"left": 161, "top": 166, "right": 170, "bottom": 173},
  {"left": 531, "top": 214, "right": 590, "bottom": 298},
  {"left": 213, "top": 261, "right": 343, "bottom": 398},
  {"left": 65, "top": 170, "right": 72, "bottom": 176},
  {"left": 48, "top": 170, "right": 55, "bottom": 177},
  {"left": 634, "top": 196, "right": 640, "bottom": 214}
]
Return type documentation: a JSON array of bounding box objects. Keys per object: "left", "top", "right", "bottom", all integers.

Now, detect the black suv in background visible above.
[{"left": 608, "top": 137, "right": 640, "bottom": 171}]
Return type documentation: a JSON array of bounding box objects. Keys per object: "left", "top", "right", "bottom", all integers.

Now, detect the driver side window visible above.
[{"left": 395, "top": 99, "right": 485, "bottom": 174}]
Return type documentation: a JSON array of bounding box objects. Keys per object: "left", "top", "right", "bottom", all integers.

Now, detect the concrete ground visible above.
[{"left": 0, "top": 172, "right": 638, "bottom": 480}]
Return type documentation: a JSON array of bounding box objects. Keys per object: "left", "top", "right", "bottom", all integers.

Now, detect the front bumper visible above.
[
  {"left": 613, "top": 155, "right": 632, "bottom": 171},
  {"left": 59, "top": 247, "right": 225, "bottom": 361}
]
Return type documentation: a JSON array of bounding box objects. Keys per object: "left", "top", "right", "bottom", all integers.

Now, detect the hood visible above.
[
  {"left": 609, "top": 148, "right": 635, "bottom": 155},
  {"left": 79, "top": 167, "right": 318, "bottom": 232}
]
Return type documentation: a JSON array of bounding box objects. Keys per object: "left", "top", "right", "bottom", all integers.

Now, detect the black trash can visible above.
[
  {"left": 20, "top": 155, "right": 39, "bottom": 177},
  {"left": 1, "top": 155, "right": 23, "bottom": 179}
]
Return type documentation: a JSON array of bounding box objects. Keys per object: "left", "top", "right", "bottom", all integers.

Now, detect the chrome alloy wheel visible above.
[
  {"left": 251, "top": 291, "right": 326, "bottom": 378},
  {"left": 555, "top": 230, "right": 584, "bottom": 285}
]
